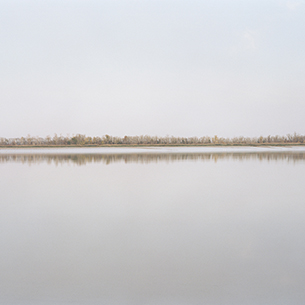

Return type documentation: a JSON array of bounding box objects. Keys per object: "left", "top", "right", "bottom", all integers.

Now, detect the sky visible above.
[{"left": 0, "top": 0, "right": 304, "bottom": 138}]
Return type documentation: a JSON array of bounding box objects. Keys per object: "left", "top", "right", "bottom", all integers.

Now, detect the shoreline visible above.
[
  {"left": 1, "top": 145, "right": 305, "bottom": 156},
  {"left": 1, "top": 143, "right": 305, "bottom": 149}
]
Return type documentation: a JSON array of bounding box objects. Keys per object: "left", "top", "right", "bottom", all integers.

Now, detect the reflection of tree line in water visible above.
[{"left": 0, "top": 152, "right": 305, "bottom": 165}]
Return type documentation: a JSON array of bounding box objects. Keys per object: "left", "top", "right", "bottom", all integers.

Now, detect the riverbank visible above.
[{"left": 1, "top": 143, "right": 305, "bottom": 149}]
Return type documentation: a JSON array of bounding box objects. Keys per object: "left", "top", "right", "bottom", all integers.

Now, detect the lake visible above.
[{"left": 1, "top": 147, "right": 305, "bottom": 305}]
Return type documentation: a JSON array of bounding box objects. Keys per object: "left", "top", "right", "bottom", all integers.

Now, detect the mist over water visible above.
[{"left": 1, "top": 148, "right": 305, "bottom": 305}]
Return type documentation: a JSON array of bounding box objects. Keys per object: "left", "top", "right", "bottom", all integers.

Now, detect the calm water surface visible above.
[{"left": 1, "top": 147, "right": 305, "bottom": 305}]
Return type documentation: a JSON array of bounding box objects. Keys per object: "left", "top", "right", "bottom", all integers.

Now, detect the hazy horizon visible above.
[
  {"left": 1, "top": 132, "right": 305, "bottom": 140},
  {"left": 1, "top": 0, "right": 304, "bottom": 138}
]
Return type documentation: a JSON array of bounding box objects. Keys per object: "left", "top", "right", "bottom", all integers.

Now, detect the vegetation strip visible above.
[{"left": 1, "top": 133, "right": 304, "bottom": 146}]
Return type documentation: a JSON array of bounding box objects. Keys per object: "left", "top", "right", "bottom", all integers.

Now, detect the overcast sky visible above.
[{"left": 1, "top": 0, "right": 304, "bottom": 138}]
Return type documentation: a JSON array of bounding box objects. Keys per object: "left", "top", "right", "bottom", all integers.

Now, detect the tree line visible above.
[{"left": 0, "top": 133, "right": 304, "bottom": 146}]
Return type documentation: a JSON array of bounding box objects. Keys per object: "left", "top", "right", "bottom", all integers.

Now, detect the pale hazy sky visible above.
[{"left": 1, "top": 0, "right": 304, "bottom": 138}]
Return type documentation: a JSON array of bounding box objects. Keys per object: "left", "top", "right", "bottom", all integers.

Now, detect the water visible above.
[{"left": 1, "top": 147, "right": 305, "bottom": 305}]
